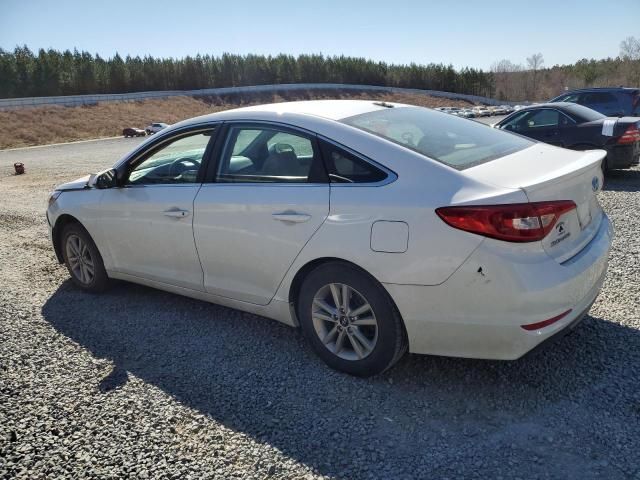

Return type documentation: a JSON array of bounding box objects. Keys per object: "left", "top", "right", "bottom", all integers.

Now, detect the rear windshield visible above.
[
  {"left": 564, "top": 103, "right": 605, "bottom": 122},
  {"left": 341, "top": 106, "right": 532, "bottom": 169}
]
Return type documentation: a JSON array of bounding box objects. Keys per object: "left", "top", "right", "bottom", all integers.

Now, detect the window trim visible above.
[
  {"left": 207, "top": 121, "right": 329, "bottom": 185},
  {"left": 317, "top": 136, "right": 397, "bottom": 187}
]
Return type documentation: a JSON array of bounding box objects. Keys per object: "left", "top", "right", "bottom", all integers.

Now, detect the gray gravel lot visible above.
[{"left": 0, "top": 137, "right": 639, "bottom": 479}]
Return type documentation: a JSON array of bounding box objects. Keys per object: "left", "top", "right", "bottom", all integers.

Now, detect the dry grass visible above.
[{"left": 0, "top": 90, "right": 475, "bottom": 149}]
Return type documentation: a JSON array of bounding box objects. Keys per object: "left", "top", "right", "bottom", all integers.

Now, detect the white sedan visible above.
[
  {"left": 145, "top": 122, "right": 169, "bottom": 134},
  {"left": 47, "top": 100, "right": 613, "bottom": 376}
]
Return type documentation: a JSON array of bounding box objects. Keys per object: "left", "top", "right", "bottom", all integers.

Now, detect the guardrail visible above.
[{"left": 0, "top": 83, "right": 516, "bottom": 110}]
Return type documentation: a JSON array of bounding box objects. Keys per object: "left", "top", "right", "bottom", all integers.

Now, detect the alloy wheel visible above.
[
  {"left": 65, "top": 234, "right": 95, "bottom": 285},
  {"left": 311, "top": 283, "right": 378, "bottom": 361}
]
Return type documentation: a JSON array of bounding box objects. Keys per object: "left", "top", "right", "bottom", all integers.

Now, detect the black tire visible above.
[
  {"left": 60, "top": 223, "right": 109, "bottom": 292},
  {"left": 297, "top": 262, "right": 408, "bottom": 377}
]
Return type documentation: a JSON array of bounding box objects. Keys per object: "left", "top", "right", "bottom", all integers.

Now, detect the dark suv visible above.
[{"left": 550, "top": 87, "right": 640, "bottom": 117}]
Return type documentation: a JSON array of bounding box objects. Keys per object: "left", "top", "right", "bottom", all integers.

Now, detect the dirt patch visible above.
[{"left": 0, "top": 90, "right": 475, "bottom": 149}]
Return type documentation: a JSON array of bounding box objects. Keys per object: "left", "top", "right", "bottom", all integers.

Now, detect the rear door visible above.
[{"left": 193, "top": 123, "right": 330, "bottom": 305}]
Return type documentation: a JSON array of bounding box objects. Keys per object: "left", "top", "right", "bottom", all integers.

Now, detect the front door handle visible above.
[
  {"left": 272, "top": 212, "right": 311, "bottom": 223},
  {"left": 163, "top": 208, "right": 190, "bottom": 218}
]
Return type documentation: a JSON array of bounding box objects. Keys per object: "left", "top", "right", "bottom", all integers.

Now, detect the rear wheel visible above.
[
  {"left": 61, "top": 223, "right": 109, "bottom": 292},
  {"left": 297, "top": 262, "right": 407, "bottom": 377}
]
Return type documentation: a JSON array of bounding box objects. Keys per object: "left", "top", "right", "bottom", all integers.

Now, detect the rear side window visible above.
[
  {"left": 320, "top": 141, "right": 388, "bottom": 183},
  {"left": 632, "top": 91, "right": 640, "bottom": 115},
  {"left": 524, "top": 109, "right": 560, "bottom": 127},
  {"left": 618, "top": 91, "right": 640, "bottom": 116},
  {"left": 579, "top": 92, "right": 622, "bottom": 115},
  {"left": 341, "top": 106, "right": 532, "bottom": 170},
  {"left": 217, "top": 126, "right": 327, "bottom": 183}
]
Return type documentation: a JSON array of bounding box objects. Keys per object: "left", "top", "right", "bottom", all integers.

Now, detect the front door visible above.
[
  {"left": 193, "top": 124, "right": 330, "bottom": 305},
  {"left": 96, "top": 129, "right": 215, "bottom": 291},
  {"left": 504, "top": 108, "right": 567, "bottom": 147}
]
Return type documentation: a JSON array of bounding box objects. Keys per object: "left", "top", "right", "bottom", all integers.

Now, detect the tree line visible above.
[
  {"left": 2, "top": 41, "right": 639, "bottom": 101},
  {"left": 0, "top": 46, "right": 494, "bottom": 99},
  {"left": 492, "top": 36, "right": 640, "bottom": 101}
]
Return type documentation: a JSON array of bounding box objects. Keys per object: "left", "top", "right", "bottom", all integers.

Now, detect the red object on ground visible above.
[{"left": 14, "top": 163, "right": 25, "bottom": 175}]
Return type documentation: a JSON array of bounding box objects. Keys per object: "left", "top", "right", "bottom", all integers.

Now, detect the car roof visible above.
[
  {"left": 198, "top": 100, "right": 401, "bottom": 123},
  {"left": 514, "top": 102, "right": 574, "bottom": 110},
  {"left": 557, "top": 87, "right": 639, "bottom": 94}
]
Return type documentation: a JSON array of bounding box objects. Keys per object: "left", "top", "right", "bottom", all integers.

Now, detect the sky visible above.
[{"left": 1, "top": 0, "right": 638, "bottom": 71}]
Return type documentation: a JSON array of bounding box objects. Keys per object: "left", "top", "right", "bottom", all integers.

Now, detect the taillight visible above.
[
  {"left": 436, "top": 201, "right": 576, "bottom": 243},
  {"left": 617, "top": 124, "right": 640, "bottom": 144}
]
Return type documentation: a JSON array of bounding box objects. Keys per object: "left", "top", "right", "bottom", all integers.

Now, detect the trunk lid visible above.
[{"left": 465, "top": 143, "right": 605, "bottom": 263}]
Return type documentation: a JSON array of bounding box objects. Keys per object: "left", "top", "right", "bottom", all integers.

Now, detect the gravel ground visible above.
[{"left": 0, "top": 138, "right": 639, "bottom": 479}]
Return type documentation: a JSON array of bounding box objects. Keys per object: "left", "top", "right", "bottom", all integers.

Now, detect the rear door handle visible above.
[
  {"left": 272, "top": 212, "right": 312, "bottom": 223},
  {"left": 163, "top": 208, "right": 190, "bottom": 218}
]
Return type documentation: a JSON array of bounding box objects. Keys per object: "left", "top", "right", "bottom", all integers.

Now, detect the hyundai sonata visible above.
[{"left": 47, "top": 100, "right": 613, "bottom": 376}]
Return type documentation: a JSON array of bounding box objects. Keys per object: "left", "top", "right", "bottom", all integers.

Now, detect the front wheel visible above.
[
  {"left": 61, "top": 223, "right": 109, "bottom": 292},
  {"left": 297, "top": 262, "right": 407, "bottom": 377}
]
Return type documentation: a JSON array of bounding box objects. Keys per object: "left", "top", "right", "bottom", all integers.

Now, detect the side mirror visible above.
[{"left": 95, "top": 168, "right": 118, "bottom": 189}]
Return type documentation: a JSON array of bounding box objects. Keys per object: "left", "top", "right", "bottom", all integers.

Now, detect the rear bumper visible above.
[
  {"left": 523, "top": 301, "right": 593, "bottom": 358},
  {"left": 606, "top": 143, "right": 639, "bottom": 169},
  {"left": 384, "top": 214, "right": 613, "bottom": 360}
]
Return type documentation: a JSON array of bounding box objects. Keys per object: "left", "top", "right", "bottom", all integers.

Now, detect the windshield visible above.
[
  {"left": 564, "top": 104, "right": 606, "bottom": 122},
  {"left": 341, "top": 106, "right": 533, "bottom": 170}
]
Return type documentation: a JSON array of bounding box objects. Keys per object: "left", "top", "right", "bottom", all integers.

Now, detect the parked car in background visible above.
[
  {"left": 145, "top": 122, "right": 169, "bottom": 134},
  {"left": 495, "top": 102, "right": 640, "bottom": 172},
  {"left": 550, "top": 87, "right": 640, "bottom": 117},
  {"left": 47, "top": 100, "right": 612, "bottom": 377},
  {"left": 473, "top": 106, "right": 491, "bottom": 117},
  {"left": 501, "top": 105, "right": 515, "bottom": 115},
  {"left": 122, "top": 127, "right": 146, "bottom": 138},
  {"left": 457, "top": 109, "right": 476, "bottom": 118},
  {"left": 435, "top": 107, "right": 459, "bottom": 115}
]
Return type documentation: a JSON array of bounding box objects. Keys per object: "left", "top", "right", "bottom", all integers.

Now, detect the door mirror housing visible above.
[{"left": 95, "top": 168, "right": 118, "bottom": 189}]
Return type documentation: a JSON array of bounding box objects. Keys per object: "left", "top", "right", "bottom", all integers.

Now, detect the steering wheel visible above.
[{"left": 168, "top": 157, "right": 199, "bottom": 177}]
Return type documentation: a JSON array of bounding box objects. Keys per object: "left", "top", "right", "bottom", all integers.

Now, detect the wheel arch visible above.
[
  {"left": 287, "top": 256, "right": 407, "bottom": 332},
  {"left": 51, "top": 214, "right": 83, "bottom": 263}
]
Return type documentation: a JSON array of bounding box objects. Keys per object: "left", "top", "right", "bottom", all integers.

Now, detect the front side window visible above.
[
  {"left": 523, "top": 109, "right": 560, "bottom": 128},
  {"left": 127, "top": 131, "right": 212, "bottom": 185},
  {"left": 558, "top": 93, "right": 580, "bottom": 103},
  {"left": 502, "top": 109, "right": 574, "bottom": 132},
  {"left": 342, "top": 106, "right": 532, "bottom": 170},
  {"left": 217, "top": 126, "right": 326, "bottom": 183}
]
